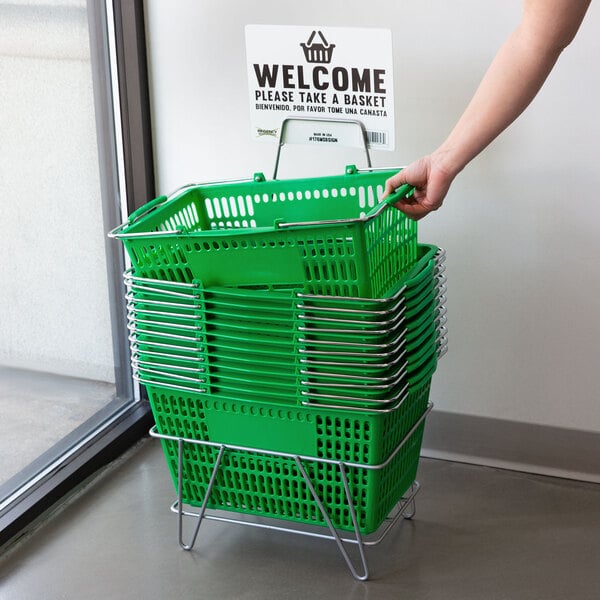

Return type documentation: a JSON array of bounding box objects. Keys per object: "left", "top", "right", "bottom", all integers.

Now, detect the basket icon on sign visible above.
[{"left": 301, "top": 30, "right": 335, "bottom": 64}]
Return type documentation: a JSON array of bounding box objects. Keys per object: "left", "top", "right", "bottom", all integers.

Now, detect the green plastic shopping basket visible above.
[
  {"left": 110, "top": 165, "right": 416, "bottom": 297},
  {"left": 145, "top": 356, "right": 434, "bottom": 534},
  {"left": 125, "top": 245, "right": 446, "bottom": 407}
]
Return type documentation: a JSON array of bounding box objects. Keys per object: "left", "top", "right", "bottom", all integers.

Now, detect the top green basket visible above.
[{"left": 110, "top": 166, "right": 417, "bottom": 297}]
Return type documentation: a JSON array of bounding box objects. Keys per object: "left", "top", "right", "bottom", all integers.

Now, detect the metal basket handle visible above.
[
  {"left": 108, "top": 175, "right": 260, "bottom": 238},
  {"left": 273, "top": 117, "right": 372, "bottom": 179}
]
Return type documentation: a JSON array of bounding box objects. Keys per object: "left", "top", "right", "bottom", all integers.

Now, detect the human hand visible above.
[{"left": 383, "top": 154, "right": 456, "bottom": 220}]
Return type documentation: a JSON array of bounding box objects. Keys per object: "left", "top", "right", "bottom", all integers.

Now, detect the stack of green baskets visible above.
[{"left": 112, "top": 166, "right": 447, "bottom": 535}]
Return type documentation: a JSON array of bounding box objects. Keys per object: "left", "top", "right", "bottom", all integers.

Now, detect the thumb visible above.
[{"left": 382, "top": 170, "right": 409, "bottom": 199}]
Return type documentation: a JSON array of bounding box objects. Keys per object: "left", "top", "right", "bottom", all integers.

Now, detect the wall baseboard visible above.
[{"left": 421, "top": 410, "right": 600, "bottom": 484}]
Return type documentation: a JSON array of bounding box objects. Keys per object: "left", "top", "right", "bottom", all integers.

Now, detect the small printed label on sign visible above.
[{"left": 245, "top": 25, "right": 395, "bottom": 150}]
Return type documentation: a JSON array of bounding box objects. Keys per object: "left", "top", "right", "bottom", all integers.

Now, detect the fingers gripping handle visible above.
[
  {"left": 383, "top": 183, "right": 415, "bottom": 206},
  {"left": 364, "top": 182, "right": 416, "bottom": 219}
]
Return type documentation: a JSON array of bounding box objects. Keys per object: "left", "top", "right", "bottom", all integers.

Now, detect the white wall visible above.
[
  {"left": 144, "top": 1, "right": 600, "bottom": 433},
  {"left": 0, "top": 1, "right": 115, "bottom": 383}
]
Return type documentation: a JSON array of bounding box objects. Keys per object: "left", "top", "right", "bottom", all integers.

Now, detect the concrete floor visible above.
[
  {"left": 0, "top": 366, "right": 115, "bottom": 486},
  {"left": 1, "top": 439, "right": 599, "bottom": 600}
]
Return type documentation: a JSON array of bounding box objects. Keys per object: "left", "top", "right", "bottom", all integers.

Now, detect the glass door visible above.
[{"left": 0, "top": 0, "right": 153, "bottom": 544}]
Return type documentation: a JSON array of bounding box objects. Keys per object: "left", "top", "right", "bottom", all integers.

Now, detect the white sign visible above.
[{"left": 245, "top": 25, "right": 395, "bottom": 150}]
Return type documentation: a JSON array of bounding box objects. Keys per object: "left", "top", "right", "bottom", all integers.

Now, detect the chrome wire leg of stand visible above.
[
  {"left": 177, "top": 440, "right": 225, "bottom": 551},
  {"left": 294, "top": 457, "right": 369, "bottom": 581},
  {"left": 401, "top": 493, "right": 416, "bottom": 520}
]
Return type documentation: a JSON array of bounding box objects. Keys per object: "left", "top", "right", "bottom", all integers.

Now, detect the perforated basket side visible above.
[
  {"left": 145, "top": 369, "right": 431, "bottom": 534},
  {"left": 118, "top": 169, "right": 418, "bottom": 295},
  {"left": 153, "top": 414, "right": 426, "bottom": 534}
]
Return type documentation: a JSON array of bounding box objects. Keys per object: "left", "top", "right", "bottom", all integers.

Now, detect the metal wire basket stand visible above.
[{"left": 149, "top": 401, "right": 432, "bottom": 581}]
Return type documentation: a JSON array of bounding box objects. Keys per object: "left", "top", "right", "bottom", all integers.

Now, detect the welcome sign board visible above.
[{"left": 245, "top": 25, "right": 395, "bottom": 150}]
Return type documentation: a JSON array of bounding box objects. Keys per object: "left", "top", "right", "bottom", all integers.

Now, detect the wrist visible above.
[{"left": 430, "top": 146, "right": 464, "bottom": 181}]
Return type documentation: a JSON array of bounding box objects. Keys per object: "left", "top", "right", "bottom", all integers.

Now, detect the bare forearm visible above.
[
  {"left": 384, "top": 0, "right": 591, "bottom": 220},
  {"left": 436, "top": 0, "right": 591, "bottom": 177}
]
